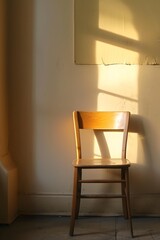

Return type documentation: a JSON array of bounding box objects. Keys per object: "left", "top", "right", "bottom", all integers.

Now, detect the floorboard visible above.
[{"left": 0, "top": 215, "right": 160, "bottom": 240}]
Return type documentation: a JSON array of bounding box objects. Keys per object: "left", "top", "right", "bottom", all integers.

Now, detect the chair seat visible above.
[{"left": 73, "top": 158, "right": 130, "bottom": 168}]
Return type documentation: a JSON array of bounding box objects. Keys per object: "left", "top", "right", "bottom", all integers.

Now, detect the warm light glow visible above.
[
  {"left": 96, "top": 0, "right": 139, "bottom": 64},
  {"left": 94, "top": 132, "right": 123, "bottom": 158},
  {"left": 93, "top": 0, "right": 140, "bottom": 163},
  {"left": 93, "top": 1, "right": 141, "bottom": 163},
  {"left": 97, "top": 65, "right": 138, "bottom": 111},
  {"left": 95, "top": 65, "right": 139, "bottom": 163},
  {"left": 95, "top": 41, "right": 140, "bottom": 64},
  {"left": 99, "top": 0, "right": 139, "bottom": 41}
]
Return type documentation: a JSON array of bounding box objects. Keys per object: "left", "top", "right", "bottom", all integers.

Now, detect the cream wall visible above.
[{"left": 7, "top": 0, "right": 160, "bottom": 216}]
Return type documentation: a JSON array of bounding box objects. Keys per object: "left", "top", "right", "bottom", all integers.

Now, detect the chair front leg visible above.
[
  {"left": 70, "top": 167, "right": 79, "bottom": 236},
  {"left": 76, "top": 168, "right": 82, "bottom": 218}
]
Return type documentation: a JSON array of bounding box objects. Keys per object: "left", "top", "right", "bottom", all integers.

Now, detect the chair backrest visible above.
[{"left": 73, "top": 111, "right": 130, "bottom": 159}]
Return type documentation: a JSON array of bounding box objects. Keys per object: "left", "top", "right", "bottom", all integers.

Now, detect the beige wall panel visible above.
[{"left": 75, "top": 0, "right": 160, "bottom": 64}]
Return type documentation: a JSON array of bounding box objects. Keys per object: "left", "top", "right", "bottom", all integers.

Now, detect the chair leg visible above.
[
  {"left": 125, "top": 168, "right": 133, "bottom": 238},
  {"left": 70, "top": 168, "right": 79, "bottom": 236},
  {"left": 121, "top": 169, "right": 128, "bottom": 219},
  {"left": 75, "top": 169, "right": 82, "bottom": 218}
]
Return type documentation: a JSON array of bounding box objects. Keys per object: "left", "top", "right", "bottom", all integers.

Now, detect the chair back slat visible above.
[
  {"left": 76, "top": 111, "right": 129, "bottom": 130},
  {"left": 73, "top": 111, "right": 130, "bottom": 159}
]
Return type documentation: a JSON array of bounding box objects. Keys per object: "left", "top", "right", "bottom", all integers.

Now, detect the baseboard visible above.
[
  {"left": 19, "top": 193, "right": 72, "bottom": 215},
  {"left": 19, "top": 192, "right": 160, "bottom": 216}
]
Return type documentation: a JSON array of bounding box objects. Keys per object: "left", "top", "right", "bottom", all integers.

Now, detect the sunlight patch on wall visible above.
[
  {"left": 99, "top": 0, "right": 139, "bottom": 41},
  {"left": 95, "top": 65, "right": 139, "bottom": 163},
  {"left": 94, "top": 131, "right": 123, "bottom": 159},
  {"left": 97, "top": 0, "right": 139, "bottom": 64},
  {"left": 95, "top": 41, "right": 140, "bottom": 65},
  {"left": 97, "top": 65, "right": 138, "bottom": 112}
]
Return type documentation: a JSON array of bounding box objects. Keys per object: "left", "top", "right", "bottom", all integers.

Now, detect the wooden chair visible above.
[{"left": 69, "top": 111, "right": 133, "bottom": 237}]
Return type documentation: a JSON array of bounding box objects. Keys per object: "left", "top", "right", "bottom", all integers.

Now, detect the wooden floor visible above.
[{"left": 0, "top": 215, "right": 160, "bottom": 239}]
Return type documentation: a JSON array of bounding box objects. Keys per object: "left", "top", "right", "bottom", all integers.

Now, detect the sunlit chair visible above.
[{"left": 69, "top": 111, "right": 133, "bottom": 237}]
